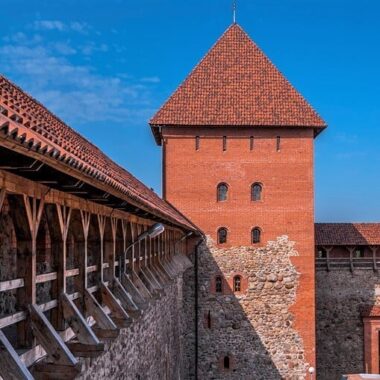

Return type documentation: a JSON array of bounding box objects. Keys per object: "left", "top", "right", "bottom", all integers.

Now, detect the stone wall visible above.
[
  {"left": 316, "top": 269, "right": 380, "bottom": 380},
  {"left": 77, "top": 275, "right": 186, "bottom": 380},
  {"left": 183, "top": 235, "right": 310, "bottom": 380}
]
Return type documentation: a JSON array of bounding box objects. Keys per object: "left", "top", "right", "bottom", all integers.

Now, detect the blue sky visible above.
[{"left": 0, "top": 0, "right": 379, "bottom": 222}]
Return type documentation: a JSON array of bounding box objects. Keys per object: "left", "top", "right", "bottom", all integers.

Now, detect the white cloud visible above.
[
  {"left": 32, "top": 20, "right": 90, "bottom": 34},
  {"left": 0, "top": 25, "right": 157, "bottom": 126}
]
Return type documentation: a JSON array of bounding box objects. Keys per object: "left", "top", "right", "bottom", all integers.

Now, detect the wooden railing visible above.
[{"left": 316, "top": 257, "right": 379, "bottom": 271}]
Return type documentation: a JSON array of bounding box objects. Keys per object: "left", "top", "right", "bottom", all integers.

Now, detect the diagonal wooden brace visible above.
[
  {"left": 120, "top": 272, "right": 148, "bottom": 310},
  {"left": 28, "top": 304, "right": 80, "bottom": 371},
  {"left": 84, "top": 289, "right": 119, "bottom": 339},
  {"left": 112, "top": 278, "right": 141, "bottom": 319},
  {"left": 100, "top": 282, "right": 132, "bottom": 328},
  {"left": 60, "top": 293, "right": 104, "bottom": 357},
  {"left": 0, "top": 329, "right": 34, "bottom": 380}
]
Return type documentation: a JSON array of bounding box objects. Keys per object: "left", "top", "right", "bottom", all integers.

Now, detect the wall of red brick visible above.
[{"left": 162, "top": 126, "right": 317, "bottom": 371}]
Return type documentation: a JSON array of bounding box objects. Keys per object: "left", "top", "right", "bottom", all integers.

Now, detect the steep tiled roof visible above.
[
  {"left": 150, "top": 23, "right": 326, "bottom": 144},
  {"left": 0, "top": 74, "right": 196, "bottom": 230},
  {"left": 315, "top": 223, "right": 380, "bottom": 246}
]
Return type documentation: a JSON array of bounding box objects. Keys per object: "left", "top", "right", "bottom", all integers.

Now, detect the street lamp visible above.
[
  {"left": 308, "top": 366, "right": 315, "bottom": 380},
  {"left": 121, "top": 223, "right": 165, "bottom": 274}
]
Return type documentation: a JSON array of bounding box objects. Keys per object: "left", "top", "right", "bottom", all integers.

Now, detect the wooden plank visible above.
[
  {"left": 120, "top": 273, "right": 148, "bottom": 310},
  {"left": 111, "top": 278, "right": 141, "bottom": 319},
  {"left": 60, "top": 293, "right": 102, "bottom": 347},
  {"left": 0, "top": 278, "right": 24, "bottom": 292},
  {"left": 100, "top": 283, "right": 131, "bottom": 328},
  {"left": 87, "top": 265, "right": 98, "bottom": 273},
  {"left": 0, "top": 188, "right": 6, "bottom": 213},
  {"left": 65, "top": 268, "right": 79, "bottom": 278},
  {"left": 0, "top": 311, "right": 27, "bottom": 329},
  {"left": 84, "top": 289, "right": 118, "bottom": 335},
  {"left": 32, "top": 363, "right": 81, "bottom": 380},
  {"left": 0, "top": 330, "right": 34, "bottom": 380},
  {"left": 39, "top": 299, "right": 58, "bottom": 313},
  {"left": 28, "top": 304, "right": 79, "bottom": 368},
  {"left": 36, "top": 272, "right": 57, "bottom": 284}
]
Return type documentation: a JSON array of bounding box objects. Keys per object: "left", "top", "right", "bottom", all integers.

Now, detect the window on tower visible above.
[
  {"left": 233, "top": 275, "right": 241, "bottom": 292},
  {"left": 218, "top": 227, "right": 228, "bottom": 244},
  {"left": 250, "top": 136, "right": 254, "bottom": 150},
  {"left": 276, "top": 136, "right": 281, "bottom": 151},
  {"left": 252, "top": 227, "right": 261, "bottom": 244},
  {"left": 195, "top": 136, "right": 200, "bottom": 150},
  {"left": 223, "top": 136, "right": 227, "bottom": 151},
  {"left": 217, "top": 183, "right": 228, "bottom": 202},
  {"left": 215, "top": 276, "right": 223, "bottom": 293},
  {"left": 251, "top": 183, "right": 262, "bottom": 201},
  {"left": 223, "top": 356, "right": 230, "bottom": 369}
]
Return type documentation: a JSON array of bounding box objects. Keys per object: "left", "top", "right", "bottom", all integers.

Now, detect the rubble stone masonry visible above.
[
  {"left": 316, "top": 269, "right": 380, "bottom": 380},
  {"left": 183, "top": 236, "right": 309, "bottom": 380}
]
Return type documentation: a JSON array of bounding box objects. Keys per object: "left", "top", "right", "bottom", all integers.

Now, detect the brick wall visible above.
[{"left": 163, "top": 126, "right": 317, "bottom": 374}]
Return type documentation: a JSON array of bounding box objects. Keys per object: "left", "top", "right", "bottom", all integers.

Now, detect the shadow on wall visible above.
[{"left": 182, "top": 235, "right": 309, "bottom": 380}]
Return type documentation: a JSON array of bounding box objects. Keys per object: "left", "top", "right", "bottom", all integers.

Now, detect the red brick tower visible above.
[{"left": 151, "top": 24, "right": 326, "bottom": 379}]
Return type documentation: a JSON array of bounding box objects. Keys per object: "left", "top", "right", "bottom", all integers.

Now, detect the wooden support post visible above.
[
  {"left": 0, "top": 188, "right": 6, "bottom": 213},
  {"left": 0, "top": 330, "right": 34, "bottom": 380},
  {"left": 29, "top": 304, "right": 80, "bottom": 376},
  {"left": 110, "top": 217, "right": 118, "bottom": 278},
  {"left": 121, "top": 219, "right": 127, "bottom": 276},
  {"left": 84, "top": 290, "right": 119, "bottom": 339},
  {"left": 100, "top": 283, "right": 132, "bottom": 328},
  {"left": 371, "top": 246, "right": 378, "bottom": 272},
  {"left": 60, "top": 293, "right": 104, "bottom": 357},
  {"left": 348, "top": 246, "right": 355, "bottom": 273},
  {"left": 55, "top": 205, "right": 72, "bottom": 330},
  {"left": 97, "top": 215, "right": 106, "bottom": 283},
  {"left": 80, "top": 211, "right": 91, "bottom": 293},
  {"left": 19, "top": 195, "right": 44, "bottom": 347}
]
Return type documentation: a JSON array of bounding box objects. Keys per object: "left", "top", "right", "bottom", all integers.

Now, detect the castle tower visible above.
[{"left": 151, "top": 24, "right": 326, "bottom": 379}]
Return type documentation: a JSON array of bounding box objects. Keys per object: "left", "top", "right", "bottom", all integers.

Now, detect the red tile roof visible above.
[
  {"left": 150, "top": 23, "right": 326, "bottom": 144},
  {"left": 315, "top": 223, "right": 380, "bottom": 246},
  {"left": 0, "top": 74, "right": 196, "bottom": 231}
]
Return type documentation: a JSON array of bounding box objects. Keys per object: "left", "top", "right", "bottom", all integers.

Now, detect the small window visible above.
[
  {"left": 217, "top": 183, "right": 228, "bottom": 202},
  {"left": 223, "top": 356, "right": 230, "bottom": 369},
  {"left": 223, "top": 136, "right": 227, "bottom": 151},
  {"left": 233, "top": 276, "right": 241, "bottom": 292},
  {"left": 195, "top": 136, "right": 200, "bottom": 150},
  {"left": 207, "top": 311, "right": 212, "bottom": 328},
  {"left": 276, "top": 136, "right": 281, "bottom": 151},
  {"left": 215, "top": 276, "right": 223, "bottom": 293},
  {"left": 251, "top": 183, "right": 262, "bottom": 201},
  {"left": 317, "top": 248, "right": 327, "bottom": 258},
  {"left": 354, "top": 247, "right": 365, "bottom": 258},
  {"left": 218, "top": 228, "right": 228, "bottom": 244},
  {"left": 252, "top": 227, "right": 261, "bottom": 244},
  {"left": 250, "top": 136, "right": 254, "bottom": 151}
]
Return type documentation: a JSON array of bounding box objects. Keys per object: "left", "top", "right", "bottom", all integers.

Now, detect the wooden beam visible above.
[
  {"left": 60, "top": 293, "right": 103, "bottom": 347},
  {"left": 0, "top": 188, "right": 6, "bottom": 213},
  {"left": 0, "top": 311, "right": 27, "bottom": 329},
  {"left": 97, "top": 215, "right": 106, "bottom": 283},
  {"left": 0, "top": 330, "right": 34, "bottom": 380},
  {"left": 0, "top": 277, "right": 24, "bottom": 291},
  {"left": 100, "top": 282, "right": 132, "bottom": 328},
  {"left": 80, "top": 210, "right": 91, "bottom": 292},
  {"left": 120, "top": 273, "right": 148, "bottom": 310},
  {"left": 36, "top": 272, "right": 57, "bottom": 284},
  {"left": 111, "top": 278, "right": 141, "bottom": 319},
  {"left": 84, "top": 289, "right": 119, "bottom": 339},
  {"left": 28, "top": 304, "right": 79, "bottom": 369}
]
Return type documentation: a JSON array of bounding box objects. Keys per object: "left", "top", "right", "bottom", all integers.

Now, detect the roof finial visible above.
[{"left": 233, "top": 0, "right": 237, "bottom": 24}]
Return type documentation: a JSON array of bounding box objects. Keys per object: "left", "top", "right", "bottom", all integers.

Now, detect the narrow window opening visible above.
[
  {"left": 223, "top": 356, "right": 230, "bottom": 369},
  {"left": 317, "top": 248, "right": 327, "bottom": 258},
  {"left": 207, "top": 311, "right": 212, "bottom": 328},
  {"left": 251, "top": 183, "right": 262, "bottom": 201},
  {"left": 215, "top": 276, "right": 223, "bottom": 293},
  {"left": 218, "top": 227, "right": 227, "bottom": 244},
  {"left": 252, "top": 227, "right": 261, "bottom": 244},
  {"left": 250, "top": 136, "right": 254, "bottom": 151},
  {"left": 354, "top": 247, "right": 365, "bottom": 258},
  {"left": 195, "top": 136, "right": 200, "bottom": 151},
  {"left": 217, "top": 183, "right": 228, "bottom": 202},
  {"left": 233, "top": 276, "right": 241, "bottom": 292},
  {"left": 223, "top": 136, "right": 227, "bottom": 151},
  {"left": 276, "top": 136, "right": 281, "bottom": 151}
]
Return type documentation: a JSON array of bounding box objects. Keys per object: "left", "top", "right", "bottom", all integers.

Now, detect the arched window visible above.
[
  {"left": 217, "top": 183, "right": 228, "bottom": 202},
  {"left": 215, "top": 276, "right": 223, "bottom": 293},
  {"left": 223, "top": 356, "right": 230, "bottom": 369},
  {"left": 217, "top": 227, "right": 228, "bottom": 244},
  {"left": 251, "top": 227, "right": 261, "bottom": 244},
  {"left": 233, "top": 276, "right": 241, "bottom": 292},
  {"left": 251, "top": 183, "right": 262, "bottom": 201}
]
